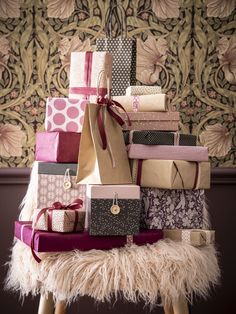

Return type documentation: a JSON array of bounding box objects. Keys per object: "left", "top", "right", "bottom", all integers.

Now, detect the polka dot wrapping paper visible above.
[{"left": 45, "top": 97, "right": 88, "bottom": 133}]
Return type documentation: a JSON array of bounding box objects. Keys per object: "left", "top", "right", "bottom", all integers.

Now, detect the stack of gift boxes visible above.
[{"left": 15, "top": 48, "right": 215, "bottom": 259}]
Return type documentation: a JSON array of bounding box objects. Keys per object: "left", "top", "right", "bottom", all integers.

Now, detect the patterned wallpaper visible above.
[{"left": 0, "top": 0, "right": 235, "bottom": 168}]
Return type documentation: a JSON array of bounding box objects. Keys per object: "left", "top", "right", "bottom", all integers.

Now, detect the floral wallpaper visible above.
[{"left": 0, "top": 0, "right": 235, "bottom": 168}]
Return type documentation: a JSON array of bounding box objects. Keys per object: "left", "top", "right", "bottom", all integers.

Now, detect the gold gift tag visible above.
[
  {"left": 63, "top": 181, "right": 72, "bottom": 190},
  {"left": 63, "top": 168, "right": 72, "bottom": 190},
  {"left": 110, "top": 204, "right": 120, "bottom": 215}
]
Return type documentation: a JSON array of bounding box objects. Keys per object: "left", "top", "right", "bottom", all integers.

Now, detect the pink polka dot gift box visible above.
[{"left": 45, "top": 97, "right": 88, "bottom": 133}]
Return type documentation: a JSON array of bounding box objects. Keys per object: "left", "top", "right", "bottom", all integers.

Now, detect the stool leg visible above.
[
  {"left": 172, "top": 297, "right": 189, "bottom": 314},
  {"left": 54, "top": 300, "right": 66, "bottom": 314},
  {"left": 163, "top": 303, "right": 174, "bottom": 314},
  {"left": 38, "top": 293, "right": 54, "bottom": 314}
]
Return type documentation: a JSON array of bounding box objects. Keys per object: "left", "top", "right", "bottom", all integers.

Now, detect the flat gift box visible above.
[
  {"left": 126, "top": 85, "right": 162, "bottom": 95},
  {"left": 113, "top": 94, "right": 167, "bottom": 112},
  {"left": 127, "top": 144, "right": 208, "bottom": 162},
  {"left": 131, "top": 160, "right": 210, "bottom": 189},
  {"left": 123, "top": 130, "right": 197, "bottom": 146},
  {"left": 69, "top": 51, "right": 112, "bottom": 101},
  {"left": 87, "top": 185, "right": 141, "bottom": 236},
  {"left": 45, "top": 97, "right": 88, "bottom": 133},
  {"left": 15, "top": 221, "right": 164, "bottom": 252},
  {"left": 141, "top": 188, "right": 205, "bottom": 229},
  {"left": 35, "top": 132, "right": 81, "bottom": 163},
  {"left": 163, "top": 229, "right": 215, "bottom": 246},
  {"left": 119, "top": 112, "right": 179, "bottom": 131}
]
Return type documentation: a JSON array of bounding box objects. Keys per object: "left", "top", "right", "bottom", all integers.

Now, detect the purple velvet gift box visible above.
[
  {"left": 35, "top": 131, "right": 81, "bottom": 163},
  {"left": 15, "top": 221, "right": 163, "bottom": 252}
]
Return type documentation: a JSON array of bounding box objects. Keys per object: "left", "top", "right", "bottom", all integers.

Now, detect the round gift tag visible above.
[{"left": 110, "top": 204, "right": 120, "bottom": 215}]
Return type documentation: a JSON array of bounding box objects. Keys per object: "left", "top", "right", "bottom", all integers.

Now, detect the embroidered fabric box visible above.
[
  {"left": 119, "top": 112, "right": 179, "bottom": 131},
  {"left": 131, "top": 160, "right": 210, "bottom": 189},
  {"left": 126, "top": 85, "right": 162, "bottom": 96},
  {"left": 141, "top": 188, "right": 205, "bottom": 229},
  {"left": 69, "top": 51, "right": 112, "bottom": 101},
  {"left": 35, "top": 132, "right": 81, "bottom": 163},
  {"left": 15, "top": 221, "right": 163, "bottom": 252},
  {"left": 88, "top": 185, "right": 141, "bottom": 236},
  {"left": 127, "top": 144, "right": 208, "bottom": 162},
  {"left": 45, "top": 97, "right": 88, "bottom": 133},
  {"left": 123, "top": 130, "right": 197, "bottom": 146},
  {"left": 163, "top": 229, "right": 215, "bottom": 246},
  {"left": 37, "top": 162, "right": 86, "bottom": 214}
]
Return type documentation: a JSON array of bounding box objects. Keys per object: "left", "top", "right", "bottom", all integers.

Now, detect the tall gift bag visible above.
[{"left": 96, "top": 3, "right": 136, "bottom": 96}]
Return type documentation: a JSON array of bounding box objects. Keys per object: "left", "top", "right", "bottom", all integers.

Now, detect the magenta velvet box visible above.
[
  {"left": 35, "top": 132, "right": 81, "bottom": 163},
  {"left": 15, "top": 221, "right": 163, "bottom": 252},
  {"left": 127, "top": 144, "right": 209, "bottom": 162}
]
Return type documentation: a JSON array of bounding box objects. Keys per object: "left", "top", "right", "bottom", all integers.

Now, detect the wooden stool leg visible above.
[
  {"left": 38, "top": 293, "right": 54, "bottom": 314},
  {"left": 54, "top": 300, "right": 66, "bottom": 314},
  {"left": 172, "top": 297, "right": 189, "bottom": 314},
  {"left": 163, "top": 303, "right": 174, "bottom": 314}
]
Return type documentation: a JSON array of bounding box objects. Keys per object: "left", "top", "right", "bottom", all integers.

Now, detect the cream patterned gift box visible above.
[
  {"left": 163, "top": 229, "right": 215, "bottom": 246},
  {"left": 126, "top": 85, "right": 162, "bottom": 95}
]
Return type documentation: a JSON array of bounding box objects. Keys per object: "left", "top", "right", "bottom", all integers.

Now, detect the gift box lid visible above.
[
  {"left": 120, "top": 111, "right": 180, "bottom": 121},
  {"left": 38, "top": 162, "right": 78, "bottom": 176},
  {"left": 87, "top": 185, "right": 140, "bottom": 199}
]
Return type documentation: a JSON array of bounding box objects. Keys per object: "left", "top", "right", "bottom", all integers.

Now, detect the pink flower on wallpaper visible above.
[
  {"left": 152, "top": 0, "right": 180, "bottom": 19},
  {"left": 136, "top": 36, "right": 168, "bottom": 84},
  {"left": 47, "top": 0, "right": 75, "bottom": 19},
  {"left": 0, "top": 0, "right": 20, "bottom": 18},
  {"left": 206, "top": 0, "right": 235, "bottom": 18},
  {"left": 199, "top": 123, "right": 232, "bottom": 157},
  {"left": 0, "top": 124, "right": 25, "bottom": 158}
]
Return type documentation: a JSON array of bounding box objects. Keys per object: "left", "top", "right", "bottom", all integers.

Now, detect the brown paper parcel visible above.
[
  {"left": 76, "top": 103, "right": 132, "bottom": 184},
  {"left": 132, "top": 160, "right": 210, "bottom": 189},
  {"left": 163, "top": 229, "right": 215, "bottom": 246}
]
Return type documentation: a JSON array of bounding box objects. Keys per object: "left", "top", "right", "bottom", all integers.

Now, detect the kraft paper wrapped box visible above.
[
  {"left": 141, "top": 188, "right": 205, "bottom": 229},
  {"left": 69, "top": 51, "right": 112, "bottom": 101},
  {"left": 126, "top": 85, "right": 162, "bottom": 95},
  {"left": 87, "top": 185, "right": 141, "bottom": 236},
  {"left": 45, "top": 97, "right": 88, "bottom": 133},
  {"left": 132, "top": 160, "right": 211, "bottom": 189},
  {"left": 37, "top": 162, "right": 86, "bottom": 212},
  {"left": 35, "top": 132, "right": 81, "bottom": 163},
  {"left": 15, "top": 221, "right": 164, "bottom": 252},
  {"left": 163, "top": 229, "right": 215, "bottom": 246}
]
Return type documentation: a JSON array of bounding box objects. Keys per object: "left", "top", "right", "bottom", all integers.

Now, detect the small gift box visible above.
[
  {"left": 163, "top": 229, "right": 215, "bottom": 246},
  {"left": 126, "top": 85, "right": 162, "bottom": 96},
  {"left": 127, "top": 144, "right": 208, "bottom": 162},
  {"left": 88, "top": 185, "right": 141, "bottom": 236},
  {"left": 119, "top": 112, "right": 179, "bottom": 131},
  {"left": 69, "top": 51, "right": 112, "bottom": 101},
  {"left": 141, "top": 188, "right": 205, "bottom": 229},
  {"left": 123, "top": 130, "right": 197, "bottom": 146},
  {"left": 131, "top": 160, "right": 210, "bottom": 189},
  {"left": 35, "top": 132, "right": 81, "bottom": 163},
  {"left": 113, "top": 94, "right": 167, "bottom": 112},
  {"left": 45, "top": 97, "right": 88, "bottom": 133},
  {"left": 33, "top": 199, "right": 85, "bottom": 232}
]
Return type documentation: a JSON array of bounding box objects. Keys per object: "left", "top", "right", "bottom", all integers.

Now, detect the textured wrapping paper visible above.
[
  {"left": 123, "top": 130, "right": 197, "bottom": 146},
  {"left": 127, "top": 144, "right": 209, "bottom": 162},
  {"left": 37, "top": 162, "right": 86, "bottom": 212},
  {"left": 35, "top": 132, "right": 81, "bottom": 163},
  {"left": 113, "top": 94, "right": 167, "bottom": 112},
  {"left": 45, "top": 97, "right": 88, "bottom": 133},
  {"left": 69, "top": 51, "right": 112, "bottom": 101},
  {"left": 15, "top": 221, "right": 163, "bottom": 252},
  {"left": 119, "top": 111, "right": 179, "bottom": 131},
  {"left": 131, "top": 160, "right": 210, "bottom": 189},
  {"left": 96, "top": 38, "right": 136, "bottom": 96},
  {"left": 163, "top": 229, "right": 215, "bottom": 246},
  {"left": 126, "top": 85, "right": 162, "bottom": 95},
  {"left": 87, "top": 185, "right": 141, "bottom": 236},
  {"left": 141, "top": 188, "right": 205, "bottom": 229}
]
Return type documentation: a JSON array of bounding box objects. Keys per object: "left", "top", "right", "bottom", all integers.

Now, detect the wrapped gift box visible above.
[
  {"left": 126, "top": 85, "right": 162, "bottom": 95},
  {"left": 113, "top": 94, "right": 167, "bottom": 112},
  {"left": 163, "top": 229, "right": 215, "bottom": 246},
  {"left": 87, "top": 185, "right": 141, "bottom": 236},
  {"left": 119, "top": 112, "right": 179, "bottom": 131},
  {"left": 37, "top": 162, "right": 86, "bottom": 215},
  {"left": 123, "top": 130, "right": 197, "bottom": 146},
  {"left": 127, "top": 144, "right": 208, "bottom": 162},
  {"left": 141, "top": 188, "right": 205, "bottom": 229},
  {"left": 45, "top": 97, "right": 88, "bottom": 133},
  {"left": 15, "top": 221, "right": 163, "bottom": 252},
  {"left": 69, "top": 51, "right": 112, "bottom": 101},
  {"left": 131, "top": 160, "right": 210, "bottom": 189}
]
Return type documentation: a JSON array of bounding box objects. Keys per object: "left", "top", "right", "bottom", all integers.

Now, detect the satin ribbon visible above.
[{"left": 132, "top": 96, "right": 139, "bottom": 112}]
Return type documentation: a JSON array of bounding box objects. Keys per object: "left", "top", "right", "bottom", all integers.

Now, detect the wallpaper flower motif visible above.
[
  {"left": 47, "top": 0, "right": 75, "bottom": 19},
  {"left": 0, "top": 124, "right": 25, "bottom": 158},
  {"left": 151, "top": 0, "right": 180, "bottom": 19},
  {"left": 0, "top": 0, "right": 20, "bottom": 19},
  {"left": 206, "top": 0, "right": 235, "bottom": 18}
]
